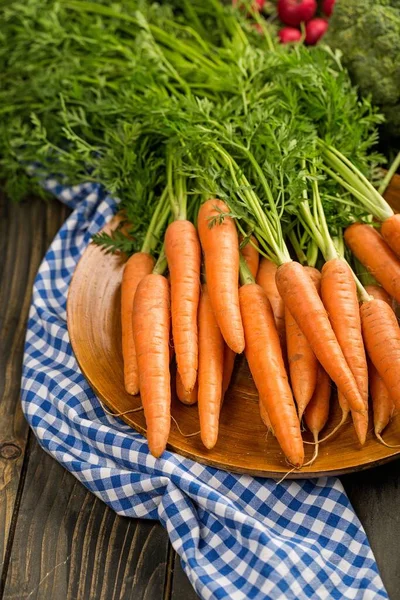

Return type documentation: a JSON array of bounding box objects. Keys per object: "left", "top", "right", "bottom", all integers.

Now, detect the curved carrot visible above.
[
  {"left": 176, "top": 370, "right": 198, "bottom": 405},
  {"left": 241, "top": 235, "right": 259, "bottom": 279},
  {"left": 276, "top": 261, "right": 365, "bottom": 414},
  {"left": 285, "top": 266, "right": 320, "bottom": 421},
  {"left": 198, "top": 284, "right": 225, "bottom": 449},
  {"left": 381, "top": 214, "right": 400, "bottom": 258},
  {"left": 132, "top": 274, "right": 171, "bottom": 458},
  {"left": 222, "top": 346, "right": 236, "bottom": 398},
  {"left": 197, "top": 199, "right": 244, "bottom": 354},
  {"left": 304, "top": 364, "right": 331, "bottom": 442},
  {"left": 344, "top": 223, "right": 400, "bottom": 303},
  {"left": 369, "top": 361, "right": 394, "bottom": 441},
  {"left": 165, "top": 220, "right": 201, "bottom": 392},
  {"left": 121, "top": 252, "right": 155, "bottom": 395},
  {"left": 361, "top": 298, "right": 400, "bottom": 411},
  {"left": 256, "top": 258, "right": 286, "bottom": 353},
  {"left": 285, "top": 306, "right": 317, "bottom": 421},
  {"left": 321, "top": 258, "right": 368, "bottom": 445},
  {"left": 239, "top": 283, "right": 304, "bottom": 467}
]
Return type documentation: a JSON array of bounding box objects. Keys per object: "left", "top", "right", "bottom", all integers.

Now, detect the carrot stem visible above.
[
  {"left": 379, "top": 151, "right": 400, "bottom": 195},
  {"left": 141, "top": 187, "right": 171, "bottom": 254},
  {"left": 319, "top": 142, "right": 393, "bottom": 221},
  {"left": 239, "top": 255, "right": 255, "bottom": 286},
  {"left": 153, "top": 248, "right": 168, "bottom": 275}
]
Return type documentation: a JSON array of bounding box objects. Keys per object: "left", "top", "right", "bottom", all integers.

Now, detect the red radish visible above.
[
  {"left": 279, "top": 27, "right": 302, "bottom": 43},
  {"left": 277, "top": 0, "right": 317, "bottom": 27},
  {"left": 305, "top": 18, "right": 328, "bottom": 45},
  {"left": 322, "top": 0, "right": 335, "bottom": 17}
]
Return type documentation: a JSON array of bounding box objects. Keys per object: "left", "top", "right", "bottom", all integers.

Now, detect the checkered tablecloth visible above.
[{"left": 21, "top": 178, "right": 388, "bottom": 599}]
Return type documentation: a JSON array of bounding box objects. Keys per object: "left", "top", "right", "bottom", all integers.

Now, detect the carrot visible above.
[
  {"left": 259, "top": 402, "right": 274, "bottom": 435},
  {"left": 197, "top": 199, "right": 244, "bottom": 354},
  {"left": 321, "top": 258, "right": 368, "bottom": 445},
  {"left": 285, "top": 266, "right": 320, "bottom": 420},
  {"left": 165, "top": 220, "right": 201, "bottom": 392},
  {"left": 381, "top": 214, "right": 400, "bottom": 258},
  {"left": 132, "top": 273, "right": 171, "bottom": 457},
  {"left": 241, "top": 235, "right": 259, "bottom": 279},
  {"left": 121, "top": 252, "right": 155, "bottom": 395},
  {"left": 304, "top": 364, "right": 331, "bottom": 462},
  {"left": 286, "top": 302, "right": 318, "bottom": 421},
  {"left": 239, "top": 282, "right": 304, "bottom": 467},
  {"left": 344, "top": 223, "right": 400, "bottom": 303},
  {"left": 222, "top": 346, "right": 236, "bottom": 398},
  {"left": 276, "top": 261, "right": 365, "bottom": 414},
  {"left": 198, "top": 283, "right": 225, "bottom": 449},
  {"left": 369, "top": 361, "right": 394, "bottom": 444},
  {"left": 364, "top": 284, "right": 392, "bottom": 306},
  {"left": 360, "top": 298, "right": 400, "bottom": 411},
  {"left": 176, "top": 370, "right": 198, "bottom": 405},
  {"left": 256, "top": 258, "right": 286, "bottom": 353}
]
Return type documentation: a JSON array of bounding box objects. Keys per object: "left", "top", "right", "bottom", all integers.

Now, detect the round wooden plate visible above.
[{"left": 67, "top": 177, "right": 400, "bottom": 478}]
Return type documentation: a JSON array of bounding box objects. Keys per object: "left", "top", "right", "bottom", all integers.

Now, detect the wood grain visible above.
[
  {"left": 0, "top": 194, "right": 68, "bottom": 574},
  {"left": 171, "top": 554, "right": 198, "bottom": 600},
  {"left": 342, "top": 462, "right": 400, "bottom": 600},
  {"left": 2, "top": 437, "right": 170, "bottom": 600},
  {"left": 67, "top": 175, "right": 400, "bottom": 479}
]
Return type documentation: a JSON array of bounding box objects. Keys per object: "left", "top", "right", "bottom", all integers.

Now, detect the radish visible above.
[
  {"left": 305, "top": 18, "right": 328, "bottom": 45},
  {"left": 322, "top": 0, "right": 335, "bottom": 17},
  {"left": 279, "top": 27, "right": 302, "bottom": 44},
  {"left": 277, "top": 0, "right": 317, "bottom": 27}
]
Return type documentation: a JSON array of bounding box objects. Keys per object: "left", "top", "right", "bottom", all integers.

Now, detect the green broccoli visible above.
[{"left": 325, "top": 0, "right": 400, "bottom": 138}]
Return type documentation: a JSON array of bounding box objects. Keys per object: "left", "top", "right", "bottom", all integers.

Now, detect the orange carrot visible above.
[
  {"left": 222, "top": 346, "right": 236, "bottom": 398},
  {"left": 285, "top": 306, "right": 317, "bottom": 420},
  {"left": 176, "top": 370, "right": 198, "bottom": 405},
  {"left": 337, "top": 393, "right": 350, "bottom": 431},
  {"left": 133, "top": 273, "right": 171, "bottom": 457},
  {"left": 361, "top": 298, "right": 400, "bottom": 411},
  {"left": 239, "top": 282, "right": 304, "bottom": 467},
  {"left": 365, "top": 284, "right": 392, "bottom": 306},
  {"left": 197, "top": 199, "right": 244, "bottom": 354},
  {"left": 256, "top": 258, "right": 286, "bottom": 353},
  {"left": 344, "top": 223, "right": 400, "bottom": 303},
  {"left": 381, "top": 214, "right": 400, "bottom": 258},
  {"left": 259, "top": 402, "right": 274, "bottom": 435},
  {"left": 321, "top": 258, "right": 368, "bottom": 445},
  {"left": 304, "top": 364, "right": 331, "bottom": 460},
  {"left": 369, "top": 361, "right": 394, "bottom": 442},
  {"left": 165, "top": 220, "right": 201, "bottom": 392},
  {"left": 241, "top": 235, "right": 260, "bottom": 279},
  {"left": 276, "top": 261, "right": 365, "bottom": 414},
  {"left": 285, "top": 266, "right": 320, "bottom": 420},
  {"left": 198, "top": 284, "right": 225, "bottom": 449},
  {"left": 121, "top": 252, "right": 155, "bottom": 395}
]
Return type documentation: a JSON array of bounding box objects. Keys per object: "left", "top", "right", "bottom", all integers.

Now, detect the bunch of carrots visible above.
[
  {"left": 4, "top": 0, "right": 399, "bottom": 467},
  {"left": 117, "top": 150, "right": 400, "bottom": 467}
]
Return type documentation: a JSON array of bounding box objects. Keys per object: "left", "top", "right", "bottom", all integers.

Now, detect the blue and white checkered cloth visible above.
[{"left": 21, "top": 178, "right": 387, "bottom": 600}]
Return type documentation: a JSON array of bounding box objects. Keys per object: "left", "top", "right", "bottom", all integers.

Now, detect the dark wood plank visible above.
[
  {"left": 0, "top": 194, "right": 171, "bottom": 600},
  {"left": 342, "top": 463, "right": 400, "bottom": 600},
  {"left": 3, "top": 437, "right": 171, "bottom": 600},
  {"left": 171, "top": 554, "right": 198, "bottom": 600},
  {"left": 0, "top": 194, "right": 69, "bottom": 575}
]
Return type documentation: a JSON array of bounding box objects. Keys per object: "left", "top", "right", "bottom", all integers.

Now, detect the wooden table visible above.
[{"left": 1, "top": 191, "right": 399, "bottom": 600}]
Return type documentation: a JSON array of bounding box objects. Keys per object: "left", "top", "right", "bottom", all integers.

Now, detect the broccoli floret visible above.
[{"left": 325, "top": 0, "right": 400, "bottom": 137}]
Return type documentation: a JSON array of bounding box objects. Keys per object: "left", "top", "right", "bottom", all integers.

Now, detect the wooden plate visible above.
[{"left": 67, "top": 175, "right": 400, "bottom": 478}]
